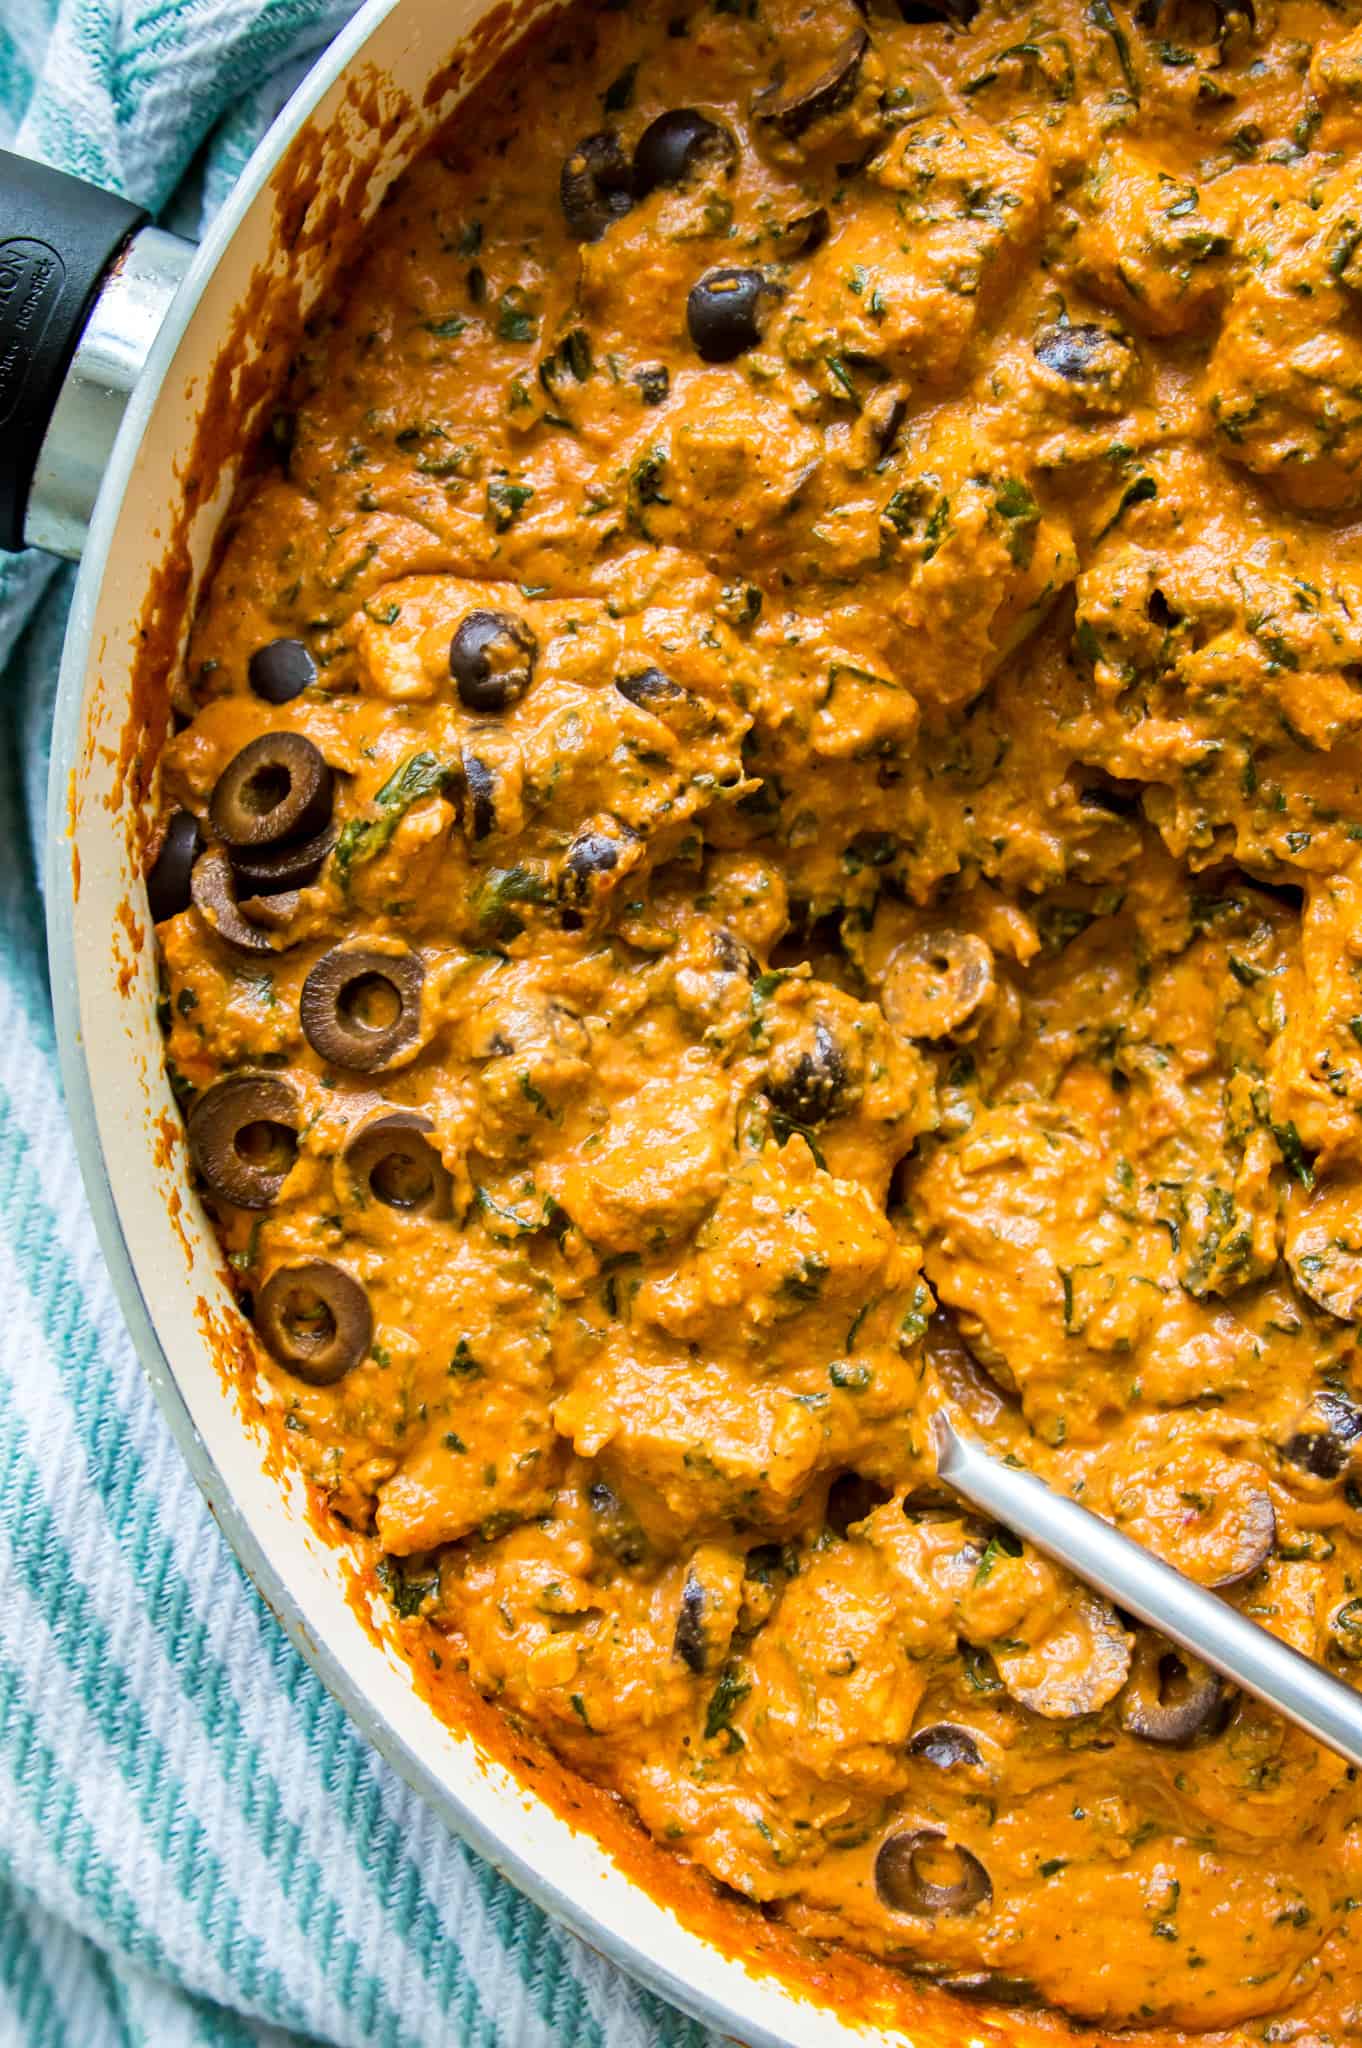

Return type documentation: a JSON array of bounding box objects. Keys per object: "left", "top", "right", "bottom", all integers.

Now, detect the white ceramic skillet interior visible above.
[{"left": 39, "top": 1, "right": 959, "bottom": 2040}]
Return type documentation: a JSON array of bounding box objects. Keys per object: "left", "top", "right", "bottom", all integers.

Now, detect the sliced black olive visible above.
[
  {"left": 210, "top": 732, "right": 334, "bottom": 850},
  {"left": 686, "top": 268, "right": 784, "bottom": 364},
  {"left": 342, "top": 1108, "right": 451, "bottom": 1216},
  {"left": 616, "top": 665, "right": 686, "bottom": 710},
  {"left": 187, "top": 1074, "right": 301, "bottom": 1208},
  {"left": 634, "top": 363, "right": 670, "bottom": 406},
  {"left": 147, "top": 810, "right": 202, "bottom": 923},
  {"left": 1033, "top": 321, "right": 1136, "bottom": 404},
  {"left": 229, "top": 820, "right": 338, "bottom": 895},
  {"left": 191, "top": 847, "right": 300, "bottom": 956},
  {"left": 248, "top": 637, "right": 316, "bottom": 705},
  {"left": 560, "top": 826, "right": 632, "bottom": 904},
  {"left": 300, "top": 944, "right": 424, "bottom": 1074},
  {"left": 767, "top": 1020, "right": 852, "bottom": 1126},
  {"left": 827, "top": 1471, "right": 892, "bottom": 1536},
  {"left": 560, "top": 131, "right": 634, "bottom": 241},
  {"left": 673, "top": 1560, "right": 735, "bottom": 1674},
  {"left": 908, "top": 1722, "right": 982, "bottom": 1770},
  {"left": 462, "top": 749, "right": 498, "bottom": 841},
  {"left": 1212, "top": 1488, "right": 1275, "bottom": 1586},
  {"left": 1283, "top": 1389, "right": 1362, "bottom": 1479},
  {"left": 713, "top": 928, "right": 759, "bottom": 979},
  {"left": 633, "top": 109, "right": 737, "bottom": 197},
  {"left": 882, "top": 929, "right": 995, "bottom": 1041},
  {"left": 256, "top": 1259, "right": 372, "bottom": 1384},
  {"left": 753, "top": 26, "right": 870, "bottom": 137},
  {"left": 588, "top": 1479, "right": 650, "bottom": 1567},
  {"left": 674, "top": 1573, "right": 708, "bottom": 1672},
  {"left": 1120, "top": 1635, "right": 1229, "bottom": 1745},
  {"left": 449, "top": 609, "right": 538, "bottom": 713},
  {"left": 875, "top": 1829, "right": 991, "bottom": 1917},
  {"left": 996, "top": 1594, "right": 1132, "bottom": 1718},
  {"left": 896, "top": 0, "right": 978, "bottom": 23}
]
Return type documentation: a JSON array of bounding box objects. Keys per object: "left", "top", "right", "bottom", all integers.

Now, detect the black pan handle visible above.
[{"left": 0, "top": 150, "right": 147, "bottom": 552}]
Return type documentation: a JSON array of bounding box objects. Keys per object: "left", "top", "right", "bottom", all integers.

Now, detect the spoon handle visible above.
[{"left": 932, "top": 1413, "right": 1362, "bottom": 1771}]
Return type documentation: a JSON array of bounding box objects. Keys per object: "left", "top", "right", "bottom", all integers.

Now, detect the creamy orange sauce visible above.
[{"left": 150, "top": 0, "right": 1362, "bottom": 2028}]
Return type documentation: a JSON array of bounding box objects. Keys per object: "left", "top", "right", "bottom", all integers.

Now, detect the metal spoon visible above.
[{"left": 932, "top": 1412, "right": 1362, "bottom": 1771}]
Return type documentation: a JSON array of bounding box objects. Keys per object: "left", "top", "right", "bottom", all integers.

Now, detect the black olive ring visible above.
[
  {"left": 191, "top": 847, "right": 301, "bottom": 956},
  {"left": 875, "top": 1828, "right": 992, "bottom": 1917},
  {"left": 300, "top": 943, "right": 425, "bottom": 1074},
  {"left": 1119, "top": 1635, "right": 1230, "bottom": 1746},
  {"left": 449, "top": 609, "right": 538, "bottom": 713},
  {"left": 342, "top": 1107, "right": 451, "bottom": 1215},
  {"left": 210, "top": 731, "right": 334, "bottom": 850},
  {"left": 187, "top": 1073, "right": 302, "bottom": 1209},
  {"left": 907, "top": 1722, "right": 983, "bottom": 1771},
  {"left": 256, "top": 1259, "right": 373, "bottom": 1384}
]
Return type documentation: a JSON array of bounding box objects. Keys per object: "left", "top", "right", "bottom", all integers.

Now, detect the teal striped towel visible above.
[{"left": 0, "top": 6, "right": 717, "bottom": 2042}]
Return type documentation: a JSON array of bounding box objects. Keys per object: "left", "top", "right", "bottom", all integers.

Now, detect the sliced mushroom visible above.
[
  {"left": 1211, "top": 1487, "right": 1276, "bottom": 1587},
  {"left": 230, "top": 819, "right": 338, "bottom": 895},
  {"left": 191, "top": 847, "right": 300, "bottom": 956},
  {"left": 1120, "top": 1634, "right": 1229, "bottom": 1745},
  {"left": 187, "top": 1074, "right": 301, "bottom": 1208},
  {"left": 1282, "top": 1388, "right": 1362, "bottom": 1481},
  {"left": 753, "top": 26, "right": 870, "bottom": 137},
  {"left": 209, "top": 732, "right": 334, "bottom": 850},
  {"left": 994, "top": 1593, "right": 1132, "bottom": 1719},
  {"left": 1286, "top": 1179, "right": 1362, "bottom": 1322},
  {"left": 301, "top": 944, "right": 424, "bottom": 1074},
  {"left": 908, "top": 1721, "right": 982, "bottom": 1770},
  {"left": 255, "top": 1259, "right": 372, "bottom": 1384},
  {"left": 560, "top": 131, "right": 634, "bottom": 241},
  {"left": 147, "top": 810, "right": 202, "bottom": 923},
  {"left": 881, "top": 929, "right": 995, "bottom": 1041},
  {"left": 342, "top": 1108, "right": 451, "bottom": 1216},
  {"left": 875, "top": 1828, "right": 992, "bottom": 1917},
  {"left": 766, "top": 1020, "right": 856, "bottom": 1126}
]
